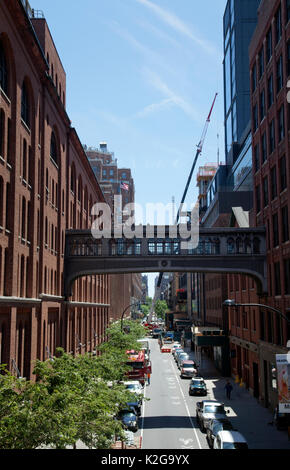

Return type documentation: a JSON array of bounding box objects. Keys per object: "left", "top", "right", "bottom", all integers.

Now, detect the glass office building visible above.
[{"left": 223, "top": 0, "right": 261, "bottom": 167}]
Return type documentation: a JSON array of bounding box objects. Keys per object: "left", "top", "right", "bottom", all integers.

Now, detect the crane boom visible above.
[{"left": 150, "top": 93, "right": 218, "bottom": 319}]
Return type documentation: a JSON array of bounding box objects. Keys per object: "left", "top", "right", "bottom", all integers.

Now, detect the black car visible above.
[
  {"left": 189, "top": 378, "right": 207, "bottom": 396},
  {"left": 117, "top": 408, "right": 139, "bottom": 432},
  {"left": 206, "top": 418, "right": 235, "bottom": 448}
]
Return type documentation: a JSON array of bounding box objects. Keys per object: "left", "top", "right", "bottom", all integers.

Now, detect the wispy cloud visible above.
[
  {"left": 133, "top": 98, "right": 174, "bottom": 119},
  {"left": 136, "top": 0, "right": 216, "bottom": 56},
  {"left": 142, "top": 68, "right": 200, "bottom": 121}
]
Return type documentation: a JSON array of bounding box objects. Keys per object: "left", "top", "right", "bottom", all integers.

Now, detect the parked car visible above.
[
  {"left": 180, "top": 360, "right": 197, "bottom": 378},
  {"left": 171, "top": 344, "right": 181, "bottom": 354},
  {"left": 213, "top": 431, "right": 248, "bottom": 449},
  {"left": 206, "top": 418, "right": 235, "bottom": 448},
  {"left": 177, "top": 352, "right": 189, "bottom": 368},
  {"left": 196, "top": 400, "right": 229, "bottom": 432},
  {"left": 173, "top": 348, "right": 184, "bottom": 360},
  {"left": 117, "top": 408, "right": 139, "bottom": 432},
  {"left": 124, "top": 381, "right": 144, "bottom": 398},
  {"left": 163, "top": 332, "right": 174, "bottom": 343},
  {"left": 152, "top": 328, "right": 163, "bottom": 338},
  {"left": 126, "top": 401, "right": 141, "bottom": 417},
  {"left": 189, "top": 377, "right": 207, "bottom": 396}
]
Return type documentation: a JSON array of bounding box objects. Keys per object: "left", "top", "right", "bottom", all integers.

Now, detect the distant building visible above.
[
  {"left": 86, "top": 143, "right": 135, "bottom": 224},
  {"left": 86, "top": 143, "right": 142, "bottom": 320}
]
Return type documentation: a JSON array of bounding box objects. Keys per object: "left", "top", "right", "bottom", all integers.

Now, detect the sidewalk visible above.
[{"left": 183, "top": 344, "right": 290, "bottom": 450}]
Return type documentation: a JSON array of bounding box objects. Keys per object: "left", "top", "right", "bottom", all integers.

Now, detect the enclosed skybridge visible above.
[{"left": 63, "top": 226, "right": 267, "bottom": 299}]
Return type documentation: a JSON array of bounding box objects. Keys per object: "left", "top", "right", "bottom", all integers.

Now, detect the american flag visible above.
[{"left": 120, "top": 182, "right": 129, "bottom": 191}]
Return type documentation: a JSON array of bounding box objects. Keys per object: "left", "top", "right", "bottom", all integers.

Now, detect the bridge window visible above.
[
  {"left": 245, "top": 237, "right": 252, "bottom": 254},
  {"left": 236, "top": 237, "right": 243, "bottom": 254},
  {"left": 253, "top": 237, "right": 261, "bottom": 254},
  {"left": 148, "top": 241, "right": 156, "bottom": 255},
  {"left": 227, "top": 238, "right": 235, "bottom": 254}
]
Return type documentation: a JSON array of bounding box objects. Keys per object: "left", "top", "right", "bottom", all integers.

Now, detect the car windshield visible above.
[
  {"left": 223, "top": 442, "right": 248, "bottom": 450},
  {"left": 192, "top": 381, "right": 205, "bottom": 386},
  {"left": 120, "top": 411, "right": 135, "bottom": 418},
  {"left": 183, "top": 363, "right": 194, "bottom": 368},
  {"left": 204, "top": 405, "right": 225, "bottom": 414}
]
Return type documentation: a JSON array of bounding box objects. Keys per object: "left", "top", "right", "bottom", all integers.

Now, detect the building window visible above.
[
  {"left": 252, "top": 103, "right": 258, "bottom": 132},
  {"left": 259, "top": 47, "right": 264, "bottom": 79},
  {"left": 268, "top": 75, "right": 273, "bottom": 108},
  {"left": 273, "top": 213, "right": 279, "bottom": 247},
  {"left": 275, "top": 5, "right": 282, "bottom": 44},
  {"left": 50, "top": 131, "right": 58, "bottom": 166},
  {"left": 260, "top": 89, "right": 265, "bottom": 121},
  {"left": 266, "top": 27, "right": 272, "bottom": 63},
  {"left": 278, "top": 105, "right": 285, "bottom": 142},
  {"left": 280, "top": 155, "right": 287, "bottom": 191},
  {"left": 263, "top": 177, "right": 269, "bottom": 207},
  {"left": 282, "top": 206, "right": 289, "bottom": 242},
  {"left": 269, "top": 119, "right": 275, "bottom": 154},
  {"left": 286, "top": 0, "right": 290, "bottom": 24},
  {"left": 252, "top": 63, "right": 257, "bottom": 92},
  {"left": 21, "top": 81, "right": 30, "bottom": 128},
  {"left": 254, "top": 144, "right": 260, "bottom": 172},
  {"left": 0, "top": 39, "right": 8, "bottom": 95},
  {"left": 256, "top": 184, "right": 261, "bottom": 213},
  {"left": 271, "top": 165, "right": 277, "bottom": 200},
  {"left": 284, "top": 258, "right": 290, "bottom": 295},
  {"left": 261, "top": 132, "right": 267, "bottom": 163},
  {"left": 287, "top": 40, "right": 290, "bottom": 76},
  {"left": 276, "top": 55, "right": 283, "bottom": 93},
  {"left": 274, "top": 262, "right": 281, "bottom": 295}
]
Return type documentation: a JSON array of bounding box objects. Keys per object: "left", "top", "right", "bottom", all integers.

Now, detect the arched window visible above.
[
  {"left": 21, "top": 81, "right": 30, "bottom": 127},
  {"left": 50, "top": 131, "right": 58, "bottom": 166},
  {"left": 70, "top": 164, "right": 76, "bottom": 194},
  {"left": 0, "top": 39, "right": 8, "bottom": 95}
]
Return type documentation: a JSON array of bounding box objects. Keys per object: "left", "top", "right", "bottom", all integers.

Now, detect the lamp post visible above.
[
  {"left": 120, "top": 302, "right": 140, "bottom": 332},
  {"left": 223, "top": 299, "right": 290, "bottom": 328}
]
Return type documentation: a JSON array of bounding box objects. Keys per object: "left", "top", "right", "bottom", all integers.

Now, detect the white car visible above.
[
  {"left": 213, "top": 431, "right": 248, "bottom": 449},
  {"left": 124, "top": 381, "right": 144, "bottom": 397}
]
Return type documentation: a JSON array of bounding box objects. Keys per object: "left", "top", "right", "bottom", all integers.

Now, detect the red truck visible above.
[{"left": 126, "top": 350, "right": 152, "bottom": 386}]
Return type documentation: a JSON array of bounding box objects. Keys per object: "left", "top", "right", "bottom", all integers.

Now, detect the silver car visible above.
[{"left": 177, "top": 353, "right": 189, "bottom": 368}]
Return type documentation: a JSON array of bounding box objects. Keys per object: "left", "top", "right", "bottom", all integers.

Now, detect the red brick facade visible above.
[
  {"left": 0, "top": 0, "right": 111, "bottom": 380},
  {"left": 227, "top": 0, "right": 290, "bottom": 408}
]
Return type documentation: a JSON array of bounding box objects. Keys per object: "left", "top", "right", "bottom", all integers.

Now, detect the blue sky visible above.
[{"left": 33, "top": 0, "right": 227, "bottom": 295}]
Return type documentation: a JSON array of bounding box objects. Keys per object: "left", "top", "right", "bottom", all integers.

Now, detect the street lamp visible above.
[
  {"left": 223, "top": 299, "right": 290, "bottom": 327},
  {"left": 120, "top": 302, "right": 140, "bottom": 332}
]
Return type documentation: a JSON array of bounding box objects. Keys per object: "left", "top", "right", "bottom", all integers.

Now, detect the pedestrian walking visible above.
[
  {"left": 147, "top": 372, "right": 151, "bottom": 385},
  {"left": 225, "top": 380, "right": 233, "bottom": 400}
]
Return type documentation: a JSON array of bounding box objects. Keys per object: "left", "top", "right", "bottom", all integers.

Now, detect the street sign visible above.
[{"left": 276, "top": 354, "right": 290, "bottom": 413}]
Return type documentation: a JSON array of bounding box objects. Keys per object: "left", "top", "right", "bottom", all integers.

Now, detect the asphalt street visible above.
[{"left": 139, "top": 337, "right": 210, "bottom": 450}]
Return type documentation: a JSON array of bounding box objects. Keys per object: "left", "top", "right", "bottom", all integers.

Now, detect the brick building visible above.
[
  {"left": 245, "top": 0, "right": 290, "bottom": 408},
  {"left": 0, "top": 0, "right": 111, "bottom": 380}
]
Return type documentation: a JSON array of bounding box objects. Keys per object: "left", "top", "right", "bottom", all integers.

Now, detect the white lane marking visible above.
[
  {"left": 170, "top": 360, "right": 202, "bottom": 450},
  {"left": 180, "top": 438, "right": 194, "bottom": 445},
  {"left": 140, "top": 383, "right": 147, "bottom": 449}
]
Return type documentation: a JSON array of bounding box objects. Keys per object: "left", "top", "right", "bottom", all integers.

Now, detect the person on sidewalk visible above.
[
  {"left": 147, "top": 372, "right": 151, "bottom": 385},
  {"left": 225, "top": 380, "right": 233, "bottom": 400}
]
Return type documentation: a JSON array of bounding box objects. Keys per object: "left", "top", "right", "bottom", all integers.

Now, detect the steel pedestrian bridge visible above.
[{"left": 63, "top": 226, "right": 267, "bottom": 300}]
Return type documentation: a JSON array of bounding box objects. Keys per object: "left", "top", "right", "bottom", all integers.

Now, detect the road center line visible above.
[{"left": 169, "top": 358, "right": 202, "bottom": 450}]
